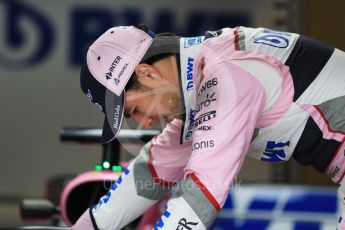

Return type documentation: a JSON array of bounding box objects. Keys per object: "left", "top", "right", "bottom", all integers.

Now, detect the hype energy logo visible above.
[
  {"left": 253, "top": 29, "right": 292, "bottom": 49},
  {"left": 261, "top": 140, "right": 290, "bottom": 162},
  {"left": 0, "top": 0, "right": 55, "bottom": 69}
]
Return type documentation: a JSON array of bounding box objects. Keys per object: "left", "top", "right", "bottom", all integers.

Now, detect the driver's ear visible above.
[{"left": 134, "top": 63, "right": 162, "bottom": 87}]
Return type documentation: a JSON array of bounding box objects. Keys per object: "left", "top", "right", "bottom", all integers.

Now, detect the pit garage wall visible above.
[{"left": 0, "top": 0, "right": 301, "bottom": 198}]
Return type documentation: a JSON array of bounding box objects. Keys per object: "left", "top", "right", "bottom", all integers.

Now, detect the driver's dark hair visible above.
[{"left": 125, "top": 24, "right": 176, "bottom": 91}]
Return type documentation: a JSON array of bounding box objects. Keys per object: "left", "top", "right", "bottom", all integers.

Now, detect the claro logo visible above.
[{"left": 195, "top": 92, "right": 216, "bottom": 113}]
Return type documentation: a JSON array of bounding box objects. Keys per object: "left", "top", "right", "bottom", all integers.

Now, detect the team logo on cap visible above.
[
  {"left": 105, "top": 56, "right": 122, "bottom": 80},
  {"left": 115, "top": 62, "right": 129, "bottom": 86}
]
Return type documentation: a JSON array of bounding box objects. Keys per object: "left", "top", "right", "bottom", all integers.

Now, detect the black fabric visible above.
[
  {"left": 285, "top": 35, "right": 334, "bottom": 101},
  {"left": 89, "top": 205, "right": 100, "bottom": 230},
  {"left": 175, "top": 53, "right": 186, "bottom": 145},
  {"left": 204, "top": 29, "right": 223, "bottom": 40},
  {"left": 80, "top": 61, "right": 107, "bottom": 113},
  {"left": 293, "top": 117, "right": 340, "bottom": 172},
  {"left": 101, "top": 117, "right": 113, "bottom": 143},
  {"left": 142, "top": 35, "right": 180, "bottom": 62}
]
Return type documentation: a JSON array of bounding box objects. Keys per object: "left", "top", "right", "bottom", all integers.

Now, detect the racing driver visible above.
[{"left": 73, "top": 24, "right": 345, "bottom": 229}]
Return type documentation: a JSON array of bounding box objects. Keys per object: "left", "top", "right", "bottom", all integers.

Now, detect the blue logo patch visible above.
[
  {"left": 261, "top": 141, "right": 290, "bottom": 162},
  {"left": 184, "top": 36, "right": 203, "bottom": 48},
  {"left": 253, "top": 29, "right": 292, "bottom": 48}
]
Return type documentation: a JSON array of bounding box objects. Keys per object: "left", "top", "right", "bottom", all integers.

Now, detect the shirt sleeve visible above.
[
  {"left": 73, "top": 119, "right": 191, "bottom": 230},
  {"left": 153, "top": 60, "right": 266, "bottom": 229}
]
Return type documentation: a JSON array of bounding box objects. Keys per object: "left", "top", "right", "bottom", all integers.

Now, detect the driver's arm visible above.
[
  {"left": 152, "top": 60, "right": 266, "bottom": 229},
  {"left": 73, "top": 119, "right": 192, "bottom": 230}
]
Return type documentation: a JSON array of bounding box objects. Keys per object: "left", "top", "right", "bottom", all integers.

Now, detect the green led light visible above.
[
  {"left": 112, "top": 165, "right": 122, "bottom": 172},
  {"left": 103, "top": 161, "right": 110, "bottom": 169},
  {"left": 95, "top": 165, "right": 102, "bottom": 171}
]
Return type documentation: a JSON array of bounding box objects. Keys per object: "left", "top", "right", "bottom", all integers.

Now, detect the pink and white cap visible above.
[
  {"left": 87, "top": 26, "right": 153, "bottom": 97},
  {"left": 80, "top": 26, "right": 153, "bottom": 143}
]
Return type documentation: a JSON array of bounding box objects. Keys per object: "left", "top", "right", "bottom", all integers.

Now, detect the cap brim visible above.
[{"left": 101, "top": 89, "right": 125, "bottom": 144}]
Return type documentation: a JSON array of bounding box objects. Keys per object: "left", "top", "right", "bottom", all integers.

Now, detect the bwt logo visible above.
[
  {"left": 0, "top": 0, "right": 55, "bottom": 69},
  {"left": 261, "top": 140, "right": 290, "bottom": 162},
  {"left": 186, "top": 57, "right": 194, "bottom": 91},
  {"left": 0, "top": 0, "right": 249, "bottom": 70}
]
